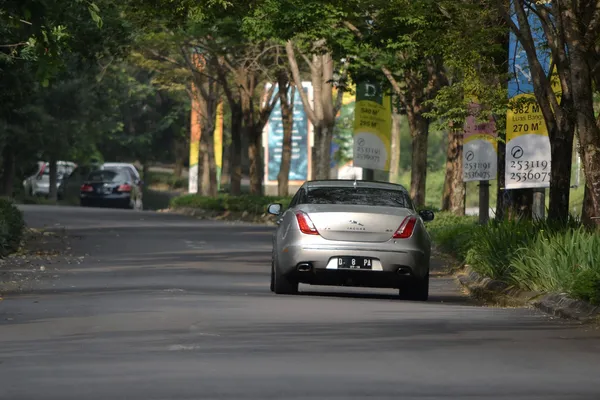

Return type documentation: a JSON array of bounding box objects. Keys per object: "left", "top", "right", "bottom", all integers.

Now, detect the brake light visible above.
[
  {"left": 117, "top": 184, "right": 132, "bottom": 192},
  {"left": 80, "top": 184, "right": 93, "bottom": 192},
  {"left": 393, "top": 216, "right": 417, "bottom": 239},
  {"left": 38, "top": 163, "right": 46, "bottom": 177},
  {"left": 295, "top": 212, "right": 319, "bottom": 235}
]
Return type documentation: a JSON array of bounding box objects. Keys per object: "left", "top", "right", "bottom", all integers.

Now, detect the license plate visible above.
[{"left": 337, "top": 256, "right": 372, "bottom": 270}]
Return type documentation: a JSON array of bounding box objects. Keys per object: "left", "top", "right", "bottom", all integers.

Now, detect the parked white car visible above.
[{"left": 23, "top": 161, "right": 77, "bottom": 198}]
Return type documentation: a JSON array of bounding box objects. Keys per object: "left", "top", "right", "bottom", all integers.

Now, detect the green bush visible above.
[
  {"left": 0, "top": 198, "right": 25, "bottom": 256},
  {"left": 465, "top": 216, "right": 582, "bottom": 280},
  {"left": 426, "top": 212, "right": 478, "bottom": 259},
  {"left": 170, "top": 194, "right": 291, "bottom": 215},
  {"left": 430, "top": 211, "right": 600, "bottom": 304},
  {"left": 511, "top": 228, "right": 600, "bottom": 304}
]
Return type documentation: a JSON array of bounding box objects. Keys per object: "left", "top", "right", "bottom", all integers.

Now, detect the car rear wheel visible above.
[
  {"left": 273, "top": 260, "right": 298, "bottom": 295},
  {"left": 399, "top": 272, "right": 429, "bottom": 301}
]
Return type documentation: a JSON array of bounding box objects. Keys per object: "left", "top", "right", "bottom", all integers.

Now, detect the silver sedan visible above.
[{"left": 267, "top": 180, "right": 435, "bottom": 301}]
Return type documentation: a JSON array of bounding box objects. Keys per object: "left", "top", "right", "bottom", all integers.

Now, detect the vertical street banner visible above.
[
  {"left": 352, "top": 81, "right": 392, "bottom": 171},
  {"left": 463, "top": 103, "right": 498, "bottom": 182},
  {"left": 214, "top": 102, "right": 224, "bottom": 191},
  {"left": 264, "top": 82, "right": 312, "bottom": 183},
  {"left": 188, "top": 86, "right": 201, "bottom": 194},
  {"left": 505, "top": 4, "right": 560, "bottom": 189},
  {"left": 188, "top": 49, "right": 204, "bottom": 194},
  {"left": 188, "top": 99, "right": 225, "bottom": 194}
]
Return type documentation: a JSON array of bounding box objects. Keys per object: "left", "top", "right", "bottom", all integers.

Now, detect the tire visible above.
[
  {"left": 80, "top": 200, "right": 89, "bottom": 207},
  {"left": 273, "top": 259, "right": 298, "bottom": 295},
  {"left": 399, "top": 272, "right": 429, "bottom": 301}
]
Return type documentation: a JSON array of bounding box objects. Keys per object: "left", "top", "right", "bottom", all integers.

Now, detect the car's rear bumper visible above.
[{"left": 277, "top": 242, "right": 430, "bottom": 284}]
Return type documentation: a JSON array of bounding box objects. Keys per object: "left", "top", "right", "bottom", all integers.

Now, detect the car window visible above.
[
  {"left": 87, "top": 170, "right": 126, "bottom": 182},
  {"left": 306, "top": 187, "right": 413, "bottom": 208}
]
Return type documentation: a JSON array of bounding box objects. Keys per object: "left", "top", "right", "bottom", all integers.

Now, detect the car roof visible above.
[
  {"left": 102, "top": 162, "right": 137, "bottom": 168},
  {"left": 303, "top": 179, "right": 409, "bottom": 193}
]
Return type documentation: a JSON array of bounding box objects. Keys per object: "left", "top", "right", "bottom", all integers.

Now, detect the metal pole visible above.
[
  {"left": 363, "top": 168, "right": 375, "bottom": 181},
  {"left": 478, "top": 180, "right": 490, "bottom": 224},
  {"left": 532, "top": 188, "right": 545, "bottom": 220}
]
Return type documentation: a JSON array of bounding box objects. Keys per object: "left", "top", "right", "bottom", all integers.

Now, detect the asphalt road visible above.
[{"left": 1, "top": 205, "right": 600, "bottom": 400}]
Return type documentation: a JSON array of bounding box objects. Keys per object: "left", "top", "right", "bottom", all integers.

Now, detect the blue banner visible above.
[
  {"left": 507, "top": 3, "right": 553, "bottom": 99},
  {"left": 505, "top": 1, "right": 557, "bottom": 189},
  {"left": 267, "top": 85, "right": 309, "bottom": 181}
]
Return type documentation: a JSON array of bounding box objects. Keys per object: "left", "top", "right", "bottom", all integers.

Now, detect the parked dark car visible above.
[{"left": 80, "top": 169, "right": 143, "bottom": 210}]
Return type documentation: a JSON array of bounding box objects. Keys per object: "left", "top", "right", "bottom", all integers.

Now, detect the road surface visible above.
[{"left": 1, "top": 205, "right": 599, "bottom": 400}]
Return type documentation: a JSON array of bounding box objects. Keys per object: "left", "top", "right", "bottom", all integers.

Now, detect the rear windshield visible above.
[
  {"left": 86, "top": 170, "right": 126, "bottom": 182},
  {"left": 306, "top": 187, "right": 413, "bottom": 208}
]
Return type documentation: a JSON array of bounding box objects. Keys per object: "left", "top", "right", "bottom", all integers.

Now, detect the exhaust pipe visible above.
[{"left": 297, "top": 263, "right": 312, "bottom": 272}]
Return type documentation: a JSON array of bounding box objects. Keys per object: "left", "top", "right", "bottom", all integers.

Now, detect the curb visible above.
[{"left": 456, "top": 266, "right": 600, "bottom": 323}]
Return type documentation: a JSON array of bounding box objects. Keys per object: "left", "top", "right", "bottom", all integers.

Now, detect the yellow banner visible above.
[
  {"left": 352, "top": 82, "right": 392, "bottom": 171},
  {"left": 214, "top": 102, "right": 223, "bottom": 169}
]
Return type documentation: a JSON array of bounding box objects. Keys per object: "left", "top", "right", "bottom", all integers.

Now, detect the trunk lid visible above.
[
  {"left": 300, "top": 204, "right": 414, "bottom": 242},
  {"left": 84, "top": 181, "right": 121, "bottom": 196}
]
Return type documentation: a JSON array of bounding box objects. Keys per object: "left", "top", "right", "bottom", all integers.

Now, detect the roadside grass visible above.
[
  {"left": 428, "top": 212, "right": 600, "bottom": 305},
  {"left": 0, "top": 198, "right": 26, "bottom": 257}
]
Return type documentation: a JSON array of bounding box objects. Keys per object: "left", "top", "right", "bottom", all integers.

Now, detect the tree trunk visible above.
[
  {"left": 248, "top": 127, "right": 263, "bottom": 195},
  {"left": 441, "top": 129, "right": 465, "bottom": 215},
  {"left": 221, "top": 136, "right": 230, "bottom": 190},
  {"left": 389, "top": 106, "right": 401, "bottom": 183},
  {"left": 548, "top": 132, "right": 574, "bottom": 223},
  {"left": 406, "top": 109, "right": 429, "bottom": 207},
  {"left": 581, "top": 183, "right": 595, "bottom": 229},
  {"left": 0, "top": 145, "right": 15, "bottom": 197},
  {"left": 277, "top": 77, "right": 294, "bottom": 197},
  {"left": 229, "top": 103, "right": 243, "bottom": 195},
  {"left": 48, "top": 156, "right": 58, "bottom": 201},
  {"left": 199, "top": 123, "right": 217, "bottom": 197},
  {"left": 313, "top": 122, "right": 334, "bottom": 180},
  {"left": 173, "top": 138, "right": 186, "bottom": 178}
]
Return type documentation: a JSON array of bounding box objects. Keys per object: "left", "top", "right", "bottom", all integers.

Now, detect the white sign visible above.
[{"left": 462, "top": 105, "right": 498, "bottom": 182}]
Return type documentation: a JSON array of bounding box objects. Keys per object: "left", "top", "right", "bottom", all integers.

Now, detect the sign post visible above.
[{"left": 352, "top": 81, "right": 392, "bottom": 178}]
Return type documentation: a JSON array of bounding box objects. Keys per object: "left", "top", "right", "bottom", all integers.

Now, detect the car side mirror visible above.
[
  {"left": 419, "top": 210, "right": 435, "bottom": 222},
  {"left": 267, "top": 203, "right": 282, "bottom": 215}
]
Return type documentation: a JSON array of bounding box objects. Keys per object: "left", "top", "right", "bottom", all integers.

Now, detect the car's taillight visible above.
[
  {"left": 117, "top": 184, "right": 132, "bottom": 192},
  {"left": 393, "top": 216, "right": 417, "bottom": 239},
  {"left": 80, "top": 184, "right": 93, "bottom": 192},
  {"left": 295, "top": 211, "right": 319, "bottom": 235}
]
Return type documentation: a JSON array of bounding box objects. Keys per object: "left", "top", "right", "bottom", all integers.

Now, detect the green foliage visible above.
[
  {"left": 426, "top": 212, "right": 477, "bottom": 259},
  {"left": 430, "top": 213, "right": 600, "bottom": 304},
  {"left": 170, "top": 194, "right": 291, "bottom": 215},
  {"left": 511, "top": 228, "right": 600, "bottom": 305},
  {"left": 0, "top": 198, "right": 26, "bottom": 256}
]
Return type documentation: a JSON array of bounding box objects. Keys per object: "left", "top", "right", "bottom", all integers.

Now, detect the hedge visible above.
[
  {"left": 170, "top": 194, "right": 291, "bottom": 215},
  {"left": 0, "top": 198, "right": 25, "bottom": 257},
  {"left": 428, "top": 212, "right": 600, "bottom": 305}
]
